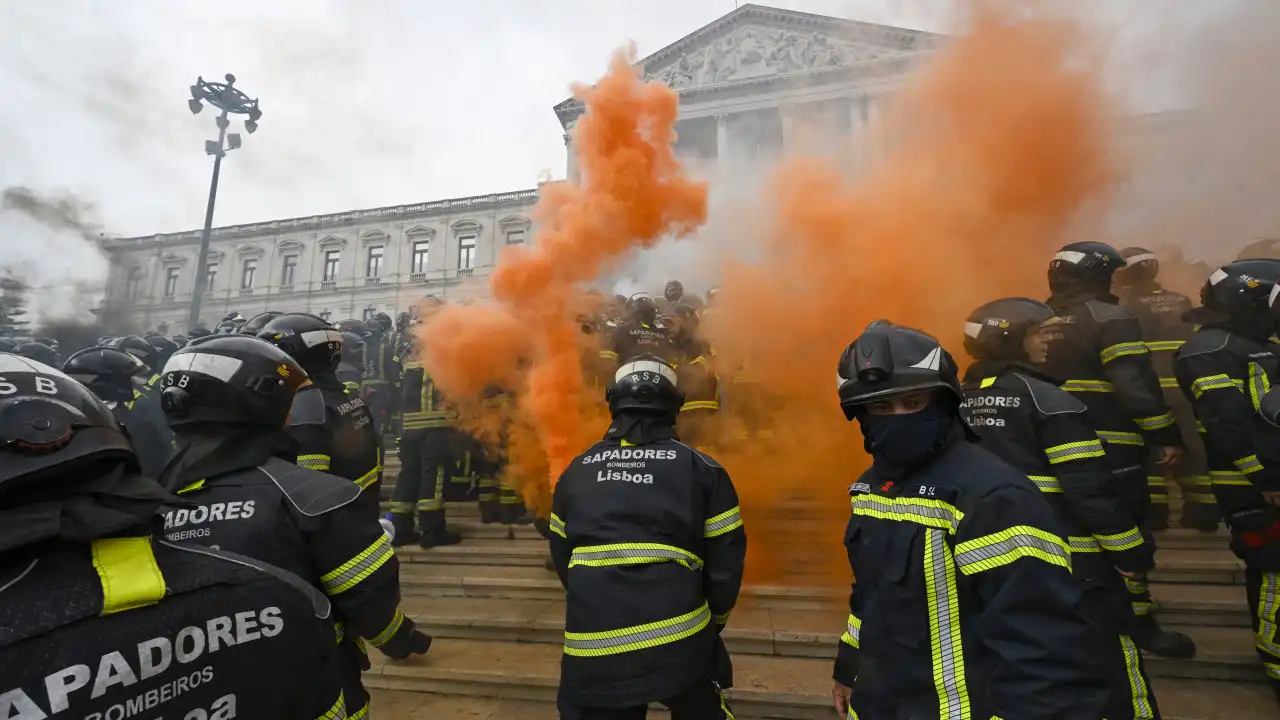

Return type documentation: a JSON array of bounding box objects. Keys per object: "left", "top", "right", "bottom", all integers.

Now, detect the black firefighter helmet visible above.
[
  {"left": 0, "top": 354, "right": 139, "bottom": 487},
  {"left": 837, "top": 323, "right": 964, "bottom": 421},
  {"left": 144, "top": 333, "right": 180, "bottom": 368},
  {"left": 1189, "top": 258, "right": 1280, "bottom": 326},
  {"left": 372, "top": 312, "right": 392, "bottom": 332},
  {"left": 1117, "top": 246, "right": 1160, "bottom": 287},
  {"left": 606, "top": 354, "right": 684, "bottom": 421},
  {"left": 114, "top": 335, "right": 160, "bottom": 373},
  {"left": 963, "top": 297, "right": 1055, "bottom": 362},
  {"left": 335, "top": 319, "right": 370, "bottom": 337},
  {"left": 62, "top": 347, "right": 148, "bottom": 404},
  {"left": 239, "top": 311, "right": 284, "bottom": 336},
  {"left": 340, "top": 331, "right": 366, "bottom": 366},
  {"left": 158, "top": 335, "right": 308, "bottom": 430},
  {"left": 257, "top": 313, "right": 344, "bottom": 376},
  {"left": 13, "top": 341, "right": 60, "bottom": 368},
  {"left": 1048, "top": 241, "right": 1127, "bottom": 294}
]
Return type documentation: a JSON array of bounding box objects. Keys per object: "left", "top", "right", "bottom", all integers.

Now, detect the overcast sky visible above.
[{"left": 0, "top": 0, "right": 1235, "bottom": 314}]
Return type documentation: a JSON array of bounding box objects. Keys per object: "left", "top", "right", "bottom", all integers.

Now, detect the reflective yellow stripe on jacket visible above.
[
  {"left": 563, "top": 602, "right": 711, "bottom": 657},
  {"left": 924, "top": 528, "right": 970, "bottom": 717},
  {"left": 1043, "top": 440, "right": 1105, "bottom": 464},
  {"left": 298, "top": 454, "right": 331, "bottom": 472},
  {"left": 569, "top": 543, "right": 703, "bottom": 571},
  {"left": 1100, "top": 342, "right": 1149, "bottom": 364},
  {"left": 704, "top": 507, "right": 743, "bottom": 538},
  {"left": 850, "top": 495, "right": 965, "bottom": 534},
  {"left": 91, "top": 537, "right": 167, "bottom": 616},
  {"left": 840, "top": 613, "right": 861, "bottom": 648},
  {"left": 1062, "top": 380, "right": 1114, "bottom": 393},
  {"left": 952, "top": 525, "right": 1071, "bottom": 575},
  {"left": 1027, "top": 475, "right": 1062, "bottom": 493}
]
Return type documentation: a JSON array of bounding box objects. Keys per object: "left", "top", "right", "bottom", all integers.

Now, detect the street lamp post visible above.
[{"left": 185, "top": 74, "right": 262, "bottom": 331}]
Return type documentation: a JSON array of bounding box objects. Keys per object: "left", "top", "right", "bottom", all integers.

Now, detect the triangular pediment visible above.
[{"left": 554, "top": 4, "right": 940, "bottom": 123}]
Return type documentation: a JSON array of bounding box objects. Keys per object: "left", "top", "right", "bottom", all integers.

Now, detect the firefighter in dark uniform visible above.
[
  {"left": 599, "top": 294, "right": 680, "bottom": 370},
  {"left": 0, "top": 354, "right": 347, "bottom": 719},
  {"left": 144, "top": 332, "right": 180, "bottom": 373},
  {"left": 1176, "top": 259, "right": 1280, "bottom": 701},
  {"left": 63, "top": 346, "right": 174, "bottom": 480},
  {"left": 389, "top": 331, "right": 463, "bottom": 548},
  {"left": 1042, "top": 241, "right": 1195, "bottom": 658},
  {"left": 1117, "top": 246, "right": 1216, "bottom": 530},
  {"left": 258, "top": 313, "right": 384, "bottom": 524},
  {"left": 669, "top": 303, "right": 721, "bottom": 449},
  {"left": 363, "top": 312, "right": 394, "bottom": 437},
  {"left": 961, "top": 298, "right": 1161, "bottom": 718},
  {"left": 546, "top": 354, "right": 745, "bottom": 720},
  {"left": 338, "top": 331, "right": 368, "bottom": 393},
  {"left": 831, "top": 322, "right": 1110, "bottom": 720},
  {"left": 155, "top": 335, "right": 432, "bottom": 719},
  {"left": 388, "top": 311, "right": 412, "bottom": 435}
]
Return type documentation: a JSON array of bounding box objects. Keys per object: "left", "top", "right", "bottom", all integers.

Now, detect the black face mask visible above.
[{"left": 858, "top": 402, "right": 954, "bottom": 476}]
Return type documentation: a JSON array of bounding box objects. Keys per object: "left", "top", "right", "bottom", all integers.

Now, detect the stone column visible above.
[
  {"left": 780, "top": 104, "right": 796, "bottom": 152},
  {"left": 866, "top": 93, "right": 883, "bottom": 165},
  {"left": 715, "top": 113, "right": 730, "bottom": 165},
  {"left": 564, "top": 123, "right": 580, "bottom": 184}
]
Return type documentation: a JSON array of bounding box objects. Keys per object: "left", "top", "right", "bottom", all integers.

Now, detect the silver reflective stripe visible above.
[
  {"left": 162, "top": 352, "right": 244, "bottom": 382},
  {"left": 302, "top": 329, "right": 344, "bottom": 348},
  {"left": 1069, "top": 536, "right": 1102, "bottom": 553},
  {"left": 0, "top": 353, "right": 73, "bottom": 378},
  {"left": 924, "top": 528, "right": 969, "bottom": 718},
  {"left": 1054, "top": 250, "right": 1086, "bottom": 264},
  {"left": 614, "top": 359, "right": 677, "bottom": 385},
  {"left": 569, "top": 543, "right": 702, "bottom": 570},
  {"left": 1028, "top": 476, "right": 1063, "bottom": 493},
  {"left": 954, "top": 532, "right": 1069, "bottom": 573}
]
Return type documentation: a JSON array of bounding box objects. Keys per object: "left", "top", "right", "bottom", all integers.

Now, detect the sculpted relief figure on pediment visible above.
[{"left": 646, "top": 26, "right": 902, "bottom": 90}]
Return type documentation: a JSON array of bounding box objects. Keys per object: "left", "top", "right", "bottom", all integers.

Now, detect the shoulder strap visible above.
[
  {"left": 289, "top": 386, "right": 328, "bottom": 427},
  {"left": 1012, "top": 373, "right": 1086, "bottom": 416},
  {"left": 258, "top": 457, "right": 360, "bottom": 517},
  {"left": 1085, "top": 300, "right": 1134, "bottom": 323},
  {"left": 157, "top": 540, "right": 331, "bottom": 619}
]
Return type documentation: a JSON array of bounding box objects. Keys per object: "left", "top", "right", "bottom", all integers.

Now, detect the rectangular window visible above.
[
  {"left": 126, "top": 271, "right": 142, "bottom": 301},
  {"left": 506, "top": 230, "right": 526, "bottom": 245},
  {"left": 366, "top": 246, "right": 384, "bottom": 278},
  {"left": 318, "top": 310, "right": 332, "bottom": 322},
  {"left": 459, "top": 236, "right": 477, "bottom": 270},
  {"left": 280, "top": 255, "right": 298, "bottom": 286},
  {"left": 323, "top": 251, "right": 341, "bottom": 282},
  {"left": 204, "top": 263, "right": 218, "bottom": 293},
  {"left": 363, "top": 307, "right": 377, "bottom": 321},
  {"left": 240, "top": 258, "right": 257, "bottom": 290},
  {"left": 411, "top": 241, "right": 430, "bottom": 274},
  {"left": 164, "top": 268, "right": 180, "bottom": 297}
]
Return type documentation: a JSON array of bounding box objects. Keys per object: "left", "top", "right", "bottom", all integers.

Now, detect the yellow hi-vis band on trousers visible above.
[
  {"left": 92, "top": 537, "right": 167, "bottom": 616},
  {"left": 321, "top": 534, "right": 394, "bottom": 595},
  {"left": 924, "top": 528, "right": 970, "bottom": 719},
  {"left": 317, "top": 690, "right": 346, "bottom": 720},
  {"left": 1120, "top": 635, "right": 1156, "bottom": 719},
  {"left": 569, "top": 543, "right": 704, "bottom": 571},
  {"left": 562, "top": 602, "right": 710, "bottom": 657},
  {"left": 1259, "top": 572, "right": 1280, "bottom": 658},
  {"left": 369, "top": 609, "right": 405, "bottom": 647}
]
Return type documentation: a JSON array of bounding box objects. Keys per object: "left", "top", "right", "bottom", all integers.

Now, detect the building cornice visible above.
[{"left": 100, "top": 188, "right": 540, "bottom": 251}]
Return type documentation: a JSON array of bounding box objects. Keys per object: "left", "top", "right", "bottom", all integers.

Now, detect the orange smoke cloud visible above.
[
  {"left": 418, "top": 1, "right": 1119, "bottom": 586},
  {"left": 419, "top": 48, "right": 708, "bottom": 509},
  {"left": 702, "top": 0, "right": 1116, "bottom": 584}
]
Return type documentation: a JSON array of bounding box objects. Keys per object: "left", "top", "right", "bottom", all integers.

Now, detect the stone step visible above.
[
  {"left": 394, "top": 597, "right": 1266, "bottom": 683},
  {"left": 1154, "top": 582, "right": 1252, "bottom": 628},
  {"left": 1155, "top": 528, "right": 1232, "bottom": 551},
  {"left": 398, "top": 564, "right": 841, "bottom": 610},
  {"left": 364, "top": 641, "right": 1280, "bottom": 720}
]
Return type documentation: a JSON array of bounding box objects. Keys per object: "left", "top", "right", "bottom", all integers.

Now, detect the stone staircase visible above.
[{"left": 369, "top": 449, "right": 1280, "bottom": 719}]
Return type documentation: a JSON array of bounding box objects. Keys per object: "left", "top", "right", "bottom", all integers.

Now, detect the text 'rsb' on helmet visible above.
[
  {"left": 256, "top": 313, "right": 344, "bottom": 375},
  {"left": 62, "top": 347, "right": 148, "bottom": 404},
  {"left": 606, "top": 354, "right": 684, "bottom": 420},
  {"left": 837, "top": 323, "right": 963, "bottom": 420},
  {"left": 157, "top": 335, "right": 307, "bottom": 430},
  {"left": 1048, "top": 241, "right": 1126, "bottom": 292},
  {"left": 0, "top": 354, "right": 136, "bottom": 487},
  {"left": 1189, "top": 258, "right": 1280, "bottom": 325},
  {"left": 963, "top": 297, "right": 1055, "bottom": 361}
]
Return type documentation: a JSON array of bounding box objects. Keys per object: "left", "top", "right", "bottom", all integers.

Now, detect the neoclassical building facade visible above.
[{"left": 98, "top": 4, "right": 1175, "bottom": 333}]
